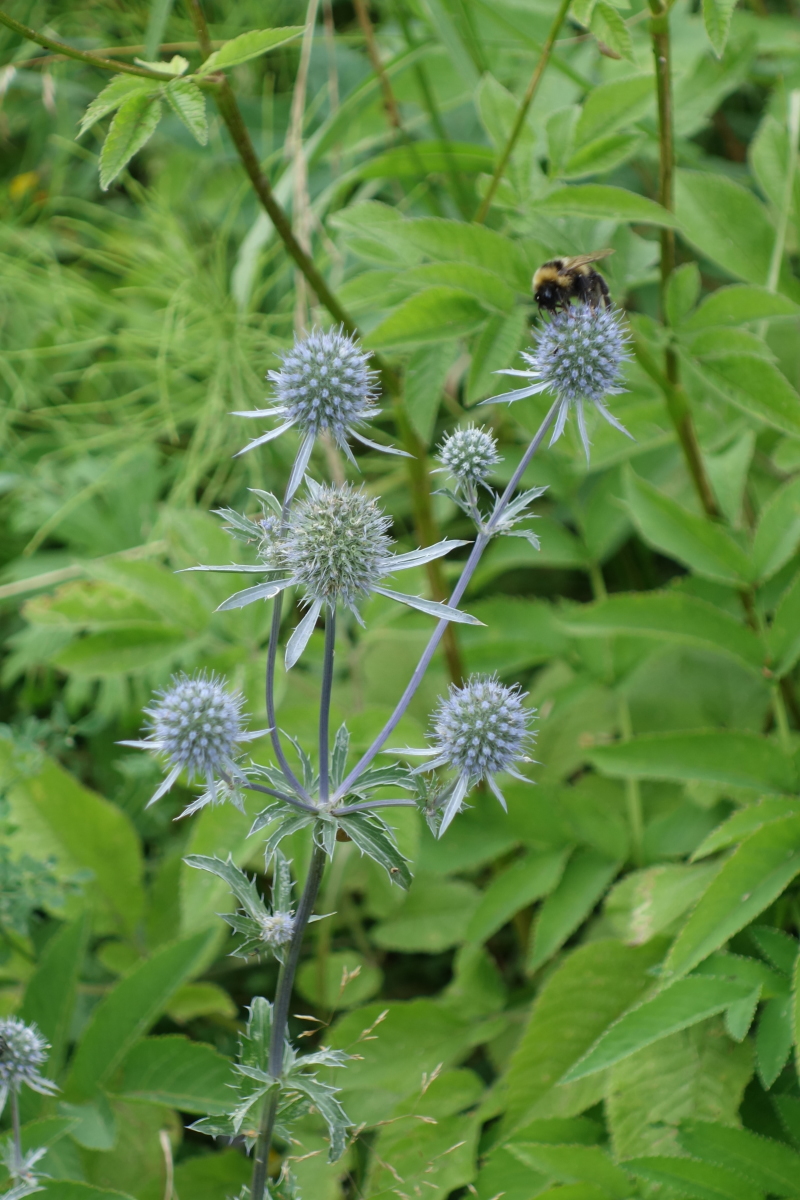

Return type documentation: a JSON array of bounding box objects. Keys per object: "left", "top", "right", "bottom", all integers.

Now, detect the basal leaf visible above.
[
  {"left": 99, "top": 93, "right": 162, "bottom": 190},
  {"left": 196, "top": 27, "right": 305, "bottom": 74}
]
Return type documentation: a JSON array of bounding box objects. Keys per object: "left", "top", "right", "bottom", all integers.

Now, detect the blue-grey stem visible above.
[
  {"left": 318, "top": 606, "right": 336, "bottom": 803},
  {"left": 11, "top": 1090, "right": 22, "bottom": 1176},
  {"left": 337, "top": 798, "right": 418, "bottom": 814},
  {"left": 244, "top": 779, "right": 318, "bottom": 814},
  {"left": 250, "top": 837, "right": 328, "bottom": 1200},
  {"left": 333, "top": 398, "right": 560, "bottom": 801}
]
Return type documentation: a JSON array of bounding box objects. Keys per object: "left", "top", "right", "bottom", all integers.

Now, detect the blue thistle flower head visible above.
[
  {"left": 0, "top": 1017, "right": 57, "bottom": 1106},
  {"left": 271, "top": 327, "right": 378, "bottom": 443},
  {"left": 484, "top": 306, "right": 633, "bottom": 461},
  {"left": 438, "top": 424, "right": 500, "bottom": 488}
]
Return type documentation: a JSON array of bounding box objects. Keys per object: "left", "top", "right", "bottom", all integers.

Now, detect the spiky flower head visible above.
[
  {"left": 0, "top": 1017, "right": 56, "bottom": 1105},
  {"left": 121, "top": 672, "right": 265, "bottom": 811},
  {"left": 259, "top": 911, "right": 295, "bottom": 949},
  {"left": 282, "top": 483, "right": 392, "bottom": 611},
  {"left": 438, "top": 425, "right": 500, "bottom": 487},
  {"left": 484, "top": 306, "right": 632, "bottom": 461}
]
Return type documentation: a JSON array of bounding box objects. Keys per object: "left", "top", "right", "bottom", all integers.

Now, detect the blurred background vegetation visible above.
[{"left": 2, "top": 0, "right": 800, "bottom": 1196}]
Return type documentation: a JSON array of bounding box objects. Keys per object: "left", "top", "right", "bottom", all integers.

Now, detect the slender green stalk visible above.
[
  {"left": 319, "top": 606, "right": 336, "bottom": 802},
  {"left": 647, "top": 0, "right": 719, "bottom": 519},
  {"left": 474, "top": 0, "right": 571, "bottom": 224},
  {"left": 0, "top": 8, "right": 186, "bottom": 79},
  {"left": 251, "top": 840, "right": 328, "bottom": 1200}
]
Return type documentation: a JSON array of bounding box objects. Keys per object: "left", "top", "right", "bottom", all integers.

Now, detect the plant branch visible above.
[
  {"left": 648, "top": 0, "right": 719, "bottom": 519},
  {"left": 244, "top": 780, "right": 318, "bottom": 813},
  {"left": 353, "top": 0, "right": 402, "bottom": 129},
  {"left": 319, "top": 606, "right": 336, "bottom": 802},
  {"left": 334, "top": 397, "right": 561, "bottom": 799},
  {"left": 266, "top": 591, "right": 314, "bottom": 805},
  {"left": 251, "top": 839, "right": 328, "bottom": 1200},
  {"left": 474, "top": 0, "right": 571, "bottom": 224},
  {"left": 0, "top": 9, "right": 187, "bottom": 79}
]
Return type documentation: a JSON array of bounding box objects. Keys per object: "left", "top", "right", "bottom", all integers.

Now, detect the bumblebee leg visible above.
[{"left": 597, "top": 274, "right": 611, "bottom": 308}]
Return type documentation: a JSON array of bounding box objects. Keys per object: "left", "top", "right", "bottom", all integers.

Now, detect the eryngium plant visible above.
[
  {"left": 0, "top": 1016, "right": 57, "bottom": 1196},
  {"left": 123, "top": 322, "right": 630, "bottom": 1200}
]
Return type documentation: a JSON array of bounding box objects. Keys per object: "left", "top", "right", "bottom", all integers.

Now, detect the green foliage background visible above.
[{"left": 2, "top": 0, "right": 800, "bottom": 1195}]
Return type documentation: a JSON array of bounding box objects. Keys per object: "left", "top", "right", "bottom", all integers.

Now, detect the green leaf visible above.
[
  {"left": 115, "top": 1035, "right": 233, "bottom": 1113},
  {"left": 467, "top": 308, "right": 529, "bottom": 403},
  {"left": 627, "top": 1154, "right": 762, "bottom": 1200},
  {"left": 605, "top": 864, "right": 720, "bottom": 946},
  {"left": 767, "top": 571, "right": 800, "bottom": 677},
  {"left": 371, "top": 874, "right": 479, "bottom": 951},
  {"left": 498, "top": 939, "right": 665, "bottom": 1136},
  {"left": 21, "top": 914, "right": 89, "bottom": 1080},
  {"left": 752, "top": 924, "right": 798, "bottom": 974},
  {"left": 756, "top": 995, "right": 792, "bottom": 1088},
  {"left": 591, "top": 1, "right": 634, "bottom": 61},
  {"left": 590, "top": 730, "right": 797, "bottom": 793},
  {"left": 574, "top": 75, "right": 654, "bottom": 145},
  {"left": 183, "top": 854, "right": 266, "bottom": 921},
  {"left": 399, "top": 217, "right": 529, "bottom": 289},
  {"left": 78, "top": 75, "right": 157, "bottom": 136},
  {"left": 338, "top": 813, "right": 413, "bottom": 889},
  {"left": 561, "top": 133, "right": 643, "bottom": 179},
  {"left": 679, "top": 1120, "right": 800, "bottom": 1194},
  {"left": 365, "top": 287, "right": 487, "bottom": 348},
  {"left": 405, "top": 341, "right": 459, "bottom": 444},
  {"left": 0, "top": 739, "right": 144, "bottom": 934},
  {"left": 666, "top": 263, "right": 702, "bottom": 327},
  {"left": 685, "top": 354, "right": 800, "bottom": 438},
  {"left": 702, "top": 0, "right": 738, "bottom": 57},
  {"left": 402, "top": 262, "right": 516, "bottom": 311},
  {"left": 562, "top": 976, "right": 755, "bottom": 1082},
  {"left": 623, "top": 468, "right": 750, "bottom": 585},
  {"left": 357, "top": 141, "right": 495, "bottom": 180},
  {"left": 296, "top": 949, "right": 382, "bottom": 1009},
  {"left": 663, "top": 815, "right": 800, "bottom": 980},
  {"left": 38, "top": 1186, "right": 136, "bottom": 1199},
  {"left": 692, "top": 799, "right": 800, "bottom": 860},
  {"left": 65, "top": 930, "right": 213, "bottom": 1099},
  {"left": 53, "top": 625, "right": 187, "bottom": 676},
  {"left": 682, "top": 285, "right": 800, "bottom": 329},
  {"left": 509, "top": 1142, "right": 631, "bottom": 1196},
  {"left": 466, "top": 850, "right": 569, "bottom": 944},
  {"left": 560, "top": 591, "right": 763, "bottom": 674},
  {"left": 527, "top": 848, "right": 620, "bottom": 972},
  {"left": 752, "top": 477, "right": 800, "bottom": 582},
  {"left": 165, "top": 78, "right": 207, "bottom": 144},
  {"left": 531, "top": 185, "right": 678, "bottom": 226},
  {"left": 99, "top": 93, "right": 162, "bottom": 191},
  {"left": 195, "top": 27, "right": 305, "bottom": 74}
]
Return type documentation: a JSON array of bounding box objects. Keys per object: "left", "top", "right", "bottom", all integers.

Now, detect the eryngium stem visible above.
[
  {"left": 319, "top": 606, "right": 336, "bottom": 803},
  {"left": 251, "top": 838, "right": 328, "bottom": 1200}
]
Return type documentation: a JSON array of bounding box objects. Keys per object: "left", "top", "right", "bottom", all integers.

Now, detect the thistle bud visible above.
[
  {"left": 432, "top": 674, "right": 532, "bottom": 784},
  {"left": 0, "top": 1017, "right": 56, "bottom": 1100},
  {"left": 438, "top": 425, "right": 500, "bottom": 487}
]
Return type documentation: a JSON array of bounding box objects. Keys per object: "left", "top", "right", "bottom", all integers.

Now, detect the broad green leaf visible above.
[
  {"left": 532, "top": 185, "right": 677, "bottom": 226},
  {"left": 663, "top": 815, "right": 800, "bottom": 980},
  {"left": 590, "top": 730, "right": 797, "bottom": 793},
  {"left": 401, "top": 262, "right": 516, "bottom": 311},
  {"left": 756, "top": 995, "right": 792, "bottom": 1087},
  {"left": 623, "top": 468, "right": 750, "bottom": 585},
  {"left": 751, "top": 476, "right": 800, "bottom": 582},
  {"left": 21, "top": 914, "right": 89, "bottom": 1080},
  {"left": 195, "top": 27, "right": 304, "bottom": 73},
  {"left": 114, "top": 1035, "right": 233, "bottom": 1113},
  {"left": 562, "top": 976, "right": 754, "bottom": 1082},
  {"left": 702, "top": 0, "right": 737, "bottom": 56},
  {"left": 561, "top": 132, "right": 643, "bottom": 180},
  {"left": 527, "top": 848, "right": 620, "bottom": 971},
  {"left": 694, "top": 952, "right": 788, "bottom": 999},
  {"left": 607, "top": 1019, "right": 754, "bottom": 1160},
  {"left": 296, "top": 949, "right": 382, "bottom": 1009},
  {"left": 767, "top": 571, "right": 800, "bottom": 677},
  {"left": 466, "top": 849, "right": 569, "bottom": 945},
  {"left": 605, "top": 864, "right": 720, "bottom": 946},
  {"left": 65, "top": 930, "right": 213, "bottom": 1099},
  {"left": 371, "top": 874, "right": 479, "bottom": 951},
  {"left": 357, "top": 141, "right": 495, "bottom": 180},
  {"left": 0, "top": 739, "right": 143, "bottom": 933},
  {"left": 38, "top": 1186, "right": 136, "bottom": 1199},
  {"left": 753, "top": 925, "right": 798, "bottom": 974},
  {"left": 467, "top": 308, "right": 529, "bottom": 403},
  {"left": 399, "top": 217, "right": 529, "bottom": 289},
  {"left": 560, "top": 591, "right": 762, "bottom": 674},
  {"left": 683, "top": 285, "right": 800, "bottom": 329},
  {"left": 509, "top": 1142, "right": 631, "bottom": 1196},
  {"left": 692, "top": 799, "right": 800, "bottom": 860},
  {"left": 165, "top": 78, "right": 207, "bottom": 144},
  {"left": 365, "top": 287, "right": 487, "bottom": 348},
  {"left": 591, "top": 1, "right": 634, "bottom": 61},
  {"left": 498, "top": 939, "right": 665, "bottom": 1136},
  {"left": 685, "top": 354, "right": 800, "bottom": 438},
  {"left": 87, "top": 559, "right": 210, "bottom": 630},
  {"left": 53, "top": 625, "right": 187, "bottom": 676},
  {"left": 574, "top": 75, "right": 653, "bottom": 145},
  {"left": 679, "top": 1120, "right": 800, "bottom": 1194},
  {"left": 627, "top": 1154, "right": 761, "bottom": 1200},
  {"left": 78, "top": 75, "right": 157, "bottom": 136},
  {"left": 99, "top": 93, "right": 162, "bottom": 191},
  {"left": 666, "top": 263, "right": 702, "bottom": 326},
  {"left": 405, "top": 341, "right": 459, "bottom": 444}
]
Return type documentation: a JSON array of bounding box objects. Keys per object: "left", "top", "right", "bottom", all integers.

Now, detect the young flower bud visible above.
[
  {"left": 259, "top": 911, "right": 295, "bottom": 949},
  {"left": 0, "top": 1017, "right": 56, "bottom": 1101},
  {"left": 432, "top": 674, "right": 532, "bottom": 784},
  {"left": 282, "top": 483, "right": 392, "bottom": 611},
  {"left": 485, "top": 306, "right": 632, "bottom": 460},
  {"left": 438, "top": 425, "right": 500, "bottom": 487}
]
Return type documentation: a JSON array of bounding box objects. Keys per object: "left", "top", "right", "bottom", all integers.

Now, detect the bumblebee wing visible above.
[{"left": 561, "top": 250, "right": 615, "bottom": 269}]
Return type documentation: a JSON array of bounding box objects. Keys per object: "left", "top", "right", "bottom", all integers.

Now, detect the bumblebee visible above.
[{"left": 532, "top": 249, "right": 614, "bottom": 313}]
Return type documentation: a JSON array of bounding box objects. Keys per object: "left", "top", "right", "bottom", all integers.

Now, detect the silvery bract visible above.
[
  {"left": 234, "top": 327, "right": 406, "bottom": 497},
  {"left": 484, "top": 306, "right": 632, "bottom": 461},
  {"left": 120, "top": 671, "right": 267, "bottom": 811},
  {"left": 0, "top": 1017, "right": 57, "bottom": 1117}
]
